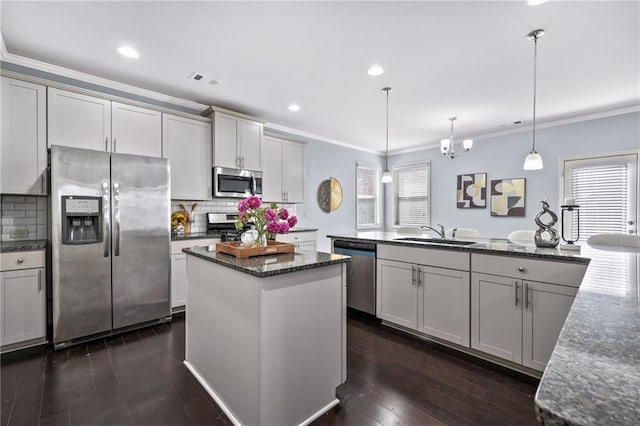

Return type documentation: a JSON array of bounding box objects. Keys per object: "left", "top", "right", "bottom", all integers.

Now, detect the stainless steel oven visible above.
[{"left": 213, "top": 166, "right": 263, "bottom": 198}]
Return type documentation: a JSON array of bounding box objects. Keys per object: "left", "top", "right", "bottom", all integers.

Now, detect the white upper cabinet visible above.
[
  {"left": 162, "top": 113, "right": 212, "bottom": 200},
  {"left": 261, "top": 136, "right": 305, "bottom": 203},
  {"left": 48, "top": 87, "right": 111, "bottom": 152},
  {"left": 213, "top": 111, "right": 263, "bottom": 171},
  {"left": 111, "top": 102, "right": 162, "bottom": 157},
  {"left": 1, "top": 77, "right": 47, "bottom": 195}
]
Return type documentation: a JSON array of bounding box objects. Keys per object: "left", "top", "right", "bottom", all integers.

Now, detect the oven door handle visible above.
[{"left": 251, "top": 176, "right": 257, "bottom": 195}]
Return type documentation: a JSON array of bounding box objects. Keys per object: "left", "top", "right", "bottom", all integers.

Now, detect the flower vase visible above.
[
  {"left": 184, "top": 222, "right": 191, "bottom": 235},
  {"left": 255, "top": 233, "right": 267, "bottom": 247}
]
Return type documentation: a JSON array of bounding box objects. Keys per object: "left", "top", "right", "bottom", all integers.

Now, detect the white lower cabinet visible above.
[
  {"left": 471, "top": 271, "right": 580, "bottom": 371},
  {"left": 276, "top": 231, "right": 317, "bottom": 254},
  {"left": 376, "top": 258, "right": 470, "bottom": 346},
  {"left": 0, "top": 251, "right": 46, "bottom": 351},
  {"left": 171, "top": 253, "right": 187, "bottom": 310}
]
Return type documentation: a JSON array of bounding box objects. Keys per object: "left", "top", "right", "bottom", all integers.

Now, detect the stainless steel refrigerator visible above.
[{"left": 50, "top": 145, "right": 171, "bottom": 347}]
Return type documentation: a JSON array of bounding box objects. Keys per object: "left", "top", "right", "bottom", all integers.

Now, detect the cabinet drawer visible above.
[
  {"left": 378, "top": 244, "right": 469, "bottom": 271},
  {"left": 171, "top": 238, "right": 220, "bottom": 255},
  {"left": 276, "top": 231, "right": 317, "bottom": 244},
  {"left": 471, "top": 253, "right": 587, "bottom": 287},
  {"left": 1, "top": 250, "right": 45, "bottom": 271}
]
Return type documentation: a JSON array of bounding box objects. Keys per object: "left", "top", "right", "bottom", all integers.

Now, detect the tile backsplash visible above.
[
  {"left": 171, "top": 199, "right": 296, "bottom": 233},
  {"left": 1, "top": 195, "right": 48, "bottom": 241}
]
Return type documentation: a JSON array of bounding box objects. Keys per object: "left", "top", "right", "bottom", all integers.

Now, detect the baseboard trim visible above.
[{"left": 298, "top": 398, "right": 340, "bottom": 426}]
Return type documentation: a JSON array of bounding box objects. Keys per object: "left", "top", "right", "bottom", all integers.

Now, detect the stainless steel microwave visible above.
[{"left": 213, "top": 166, "right": 263, "bottom": 198}]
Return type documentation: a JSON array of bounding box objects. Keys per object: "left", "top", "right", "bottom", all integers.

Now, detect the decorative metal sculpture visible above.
[{"left": 534, "top": 200, "right": 560, "bottom": 248}]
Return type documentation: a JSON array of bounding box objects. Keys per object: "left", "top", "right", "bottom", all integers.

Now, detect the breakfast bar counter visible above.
[{"left": 182, "top": 247, "right": 349, "bottom": 426}]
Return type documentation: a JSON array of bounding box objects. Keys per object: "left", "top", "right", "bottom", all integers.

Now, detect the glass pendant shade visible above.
[
  {"left": 463, "top": 139, "right": 473, "bottom": 151},
  {"left": 440, "top": 139, "right": 450, "bottom": 154},
  {"left": 523, "top": 151, "right": 544, "bottom": 170},
  {"left": 381, "top": 87, "right": 393, "bottom": 184},
  {"left": 381, "top": 170, "right": 392, "bottom": 183}
]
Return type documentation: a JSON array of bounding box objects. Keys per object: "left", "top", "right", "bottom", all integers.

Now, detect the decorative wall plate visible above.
[{"left": 317, "top": 177, "right": 343, "bottom": 213}]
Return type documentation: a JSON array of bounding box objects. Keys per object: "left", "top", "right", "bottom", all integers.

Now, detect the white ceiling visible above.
[{"left": 1, "top": 1, "right": 638, "bottom": 153}]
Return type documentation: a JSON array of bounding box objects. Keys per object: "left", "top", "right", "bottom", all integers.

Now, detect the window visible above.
[
  {"left": 356, "top": 163, "right": 381, "bottom": 229},
  {"left": 562, "top": 152, "right": 638, "bottom": 297},
  {"left": 394, "top": 162, "right": 430, "bottom": 227}
]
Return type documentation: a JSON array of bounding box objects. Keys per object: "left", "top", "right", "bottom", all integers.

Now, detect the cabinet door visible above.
[
  {"left": 239, "top": 119, "right": 262, "bottom": 171},
  {"left": 163, "top": 114, "right": 212, "bottom": 200},
  {"left": 295, "top": 241, "right": 317, "bottom": 254},
  {"left": 471, "top": 273, "right": 522, "bottom": 363},
  {"left": 283, "top": 142, "right": 304, "bottom": 203},
  {"left": 48, "top": 88, "right": 111, "bottom": 151},
  {"left": 376, "top": 259, "right": 417, "bottom": 329},
  {"left": 1, "top": 77, "right": 47, "bottom": 195},
  {"left": 522, "top": 281, "right": 577, "bottom": 371},
  {"left": 111, "top": 102, "right": 161, "bottom": 157},
  {"left": 262, "top": 137, "right": 283, "bottom": 202},
  {"left": 171, "top": 253, "right": 187, "bottom": 309},
  {"left": 213, "top": 112, "right": 239, "bottom": 168},
  {"left": 1, "top": 268, "right": 46, "bottom": 346},
  {"left": 418, "top": 266, "right": 470, "bottom": 347}
]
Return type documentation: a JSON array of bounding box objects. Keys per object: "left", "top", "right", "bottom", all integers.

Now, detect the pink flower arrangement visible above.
[{"left": 235, "top": 196, "right": 297, "bottom": 245}]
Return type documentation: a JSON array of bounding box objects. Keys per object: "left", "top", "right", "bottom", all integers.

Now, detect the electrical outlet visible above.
[
  {"left": 10, "top": 229, "right": 29, "bottom": 238},
  {"left": 303, "top": 211, "right": 310, "bottom": 218}
]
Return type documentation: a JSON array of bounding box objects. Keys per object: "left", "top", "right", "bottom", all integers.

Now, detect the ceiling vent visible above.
[{"left": 189, "top": 72, "right": 219, "bottom": 86}]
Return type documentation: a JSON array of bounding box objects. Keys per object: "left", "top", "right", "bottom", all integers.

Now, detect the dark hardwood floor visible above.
[{"left": 1, "top": 312, "right": 539, "bottom": 426}]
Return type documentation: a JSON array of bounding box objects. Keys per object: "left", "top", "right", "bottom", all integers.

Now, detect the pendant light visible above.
[
  {"left": 381, "top": 87, "right": 393, "bottom": 183},
  {"left": 440, "top": 116, "right": 473, "bottom": 159},
  {"left": 523, "top": 28, "right": 545, "bottom": 170}
]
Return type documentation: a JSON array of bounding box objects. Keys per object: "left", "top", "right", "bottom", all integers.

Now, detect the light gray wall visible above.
[
  {"left": 297, "top": 141, "right": 384, "bottom": 252},
  {"left": 384, "top": 111, "right": 640, "bottom": 238}
]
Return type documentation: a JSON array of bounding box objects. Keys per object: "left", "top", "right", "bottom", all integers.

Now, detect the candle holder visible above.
[{"left": 560, "top": 204, "right": 581, "bottom": 251}]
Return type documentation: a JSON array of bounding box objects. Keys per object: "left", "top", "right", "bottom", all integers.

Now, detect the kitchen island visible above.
[{"left": 182, "top": 246, "right": 349, "bottom": 426}]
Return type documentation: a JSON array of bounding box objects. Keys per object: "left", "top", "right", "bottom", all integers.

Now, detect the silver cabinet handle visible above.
[
  {"left": 524, "top": 282, "right": 530, "bottom": 309},
  {"left": 518, "top": 266, "right": 525, "bottom": 272},
  {"left": 38, "top": 269, "right": 42, "bottom": 292},
  {"left": 514, "top": 281, "right": 519, "bottom": 306},
  {"left": 102, "top": 182, "right": 110, "bottom": 257},
  {"left": 16, "top": 258, "right": 24, "bottom": 264},
  {"left": 113, "top": 182, "right": 121, "bottom": 256},
  {"left": 113, "top": 138, "right": 117, "bottom": 153},
  {"left": 411, "top": 265, "right": 416, "bottom": 286},
  {"left": 105, "top": 137, "right": 108, "bottom": 152},
  {"left": 417, "top": 267, "right": 422, "bottom": 287}
]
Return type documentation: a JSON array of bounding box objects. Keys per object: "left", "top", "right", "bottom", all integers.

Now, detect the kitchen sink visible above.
[{"left": 394, "top": 237, "right": 477, "bottom": 246}]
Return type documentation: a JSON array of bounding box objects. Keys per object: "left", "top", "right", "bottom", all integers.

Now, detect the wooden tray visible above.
[{"left": 216, "top": 240, "right": 295, "bottom": 258}]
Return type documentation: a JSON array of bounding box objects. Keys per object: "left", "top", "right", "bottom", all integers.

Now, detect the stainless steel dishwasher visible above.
[{"left": 333, "top": 239, "right": 376, "bottom": 315}]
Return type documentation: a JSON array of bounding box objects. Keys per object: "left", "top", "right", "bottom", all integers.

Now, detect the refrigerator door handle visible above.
[
  {"left": 113, "top": 182, "right": 121, "bottom": 256},
  {"left": 102, "top": 182, "right": 110, "bottom": 257}
]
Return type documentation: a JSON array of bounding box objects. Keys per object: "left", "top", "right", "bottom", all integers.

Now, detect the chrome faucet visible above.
[{"left": 421, "top": 224, "right": 446, "bottom": 238}]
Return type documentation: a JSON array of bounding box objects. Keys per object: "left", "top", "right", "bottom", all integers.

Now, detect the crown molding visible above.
[
  {"left": 0, "top": 31, "right": 208, "bottom": 112},
  {"left": 264, "top": 122, "right": 382, "bottom": 155},
  {"left": 389, "top": 104, "right": 640, "bottom": 156}
]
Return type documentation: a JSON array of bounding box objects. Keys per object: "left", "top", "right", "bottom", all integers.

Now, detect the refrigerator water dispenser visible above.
[{"left": 61, "top": 196, "right": 102, "bottom": 244}]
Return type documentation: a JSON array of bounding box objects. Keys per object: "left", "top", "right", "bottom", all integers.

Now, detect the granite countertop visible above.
[
  {"left": 0, "top": 240, "right": 47, "bottom": 253},
  {"left": 329, "top": 232, "right": 639, "bottom": 424},
  {"left": 534, "top": 245, "right": 640, "bottom": 425},
  {"left": 171, "top": 228, "right": 318, "bottom": 242},
  {"left": 183, "top": 246, "right": 349, "bottom": 278},
  {"left": 327, "top": 231, "right": 590, "bottom": 263}
]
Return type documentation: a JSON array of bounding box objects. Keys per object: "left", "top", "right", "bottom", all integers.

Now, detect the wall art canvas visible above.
[
  {"left": 490, "top": 178, "right": 526, "bottom": 216},
  {"left": 457, "top": 173, "right": 487, "bottom": 208}
]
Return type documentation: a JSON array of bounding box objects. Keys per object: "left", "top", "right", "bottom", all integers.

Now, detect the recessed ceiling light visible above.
[
  {"left": 527, "top": 0, "right": 549, "bottom": 5},
  {"left": 117, "top": 46, "right": 139, "bottom": 59},
  {"left": 288, "top": 104, "right": 301, "bottom": 112},
  {"left": 367, "top": 65, "right": 384, "bottom": 76}
]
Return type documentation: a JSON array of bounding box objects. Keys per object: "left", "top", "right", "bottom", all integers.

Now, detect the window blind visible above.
[
  {"left": 570, "top": 163, "right": 629, "bottom": 240},
  {"left": 395, "top": 163, "right": 430, "bottom": 226},
  {"left": 357, "top": 165, "right": 380, "bottom": 228}
]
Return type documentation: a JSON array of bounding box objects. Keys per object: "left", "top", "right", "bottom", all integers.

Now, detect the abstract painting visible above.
[
  {"left": 457, "top": 173, "right": 487, "bottom": 208},
  {"left": 490, "top": 178, "right": 526, "bottom": 216}
]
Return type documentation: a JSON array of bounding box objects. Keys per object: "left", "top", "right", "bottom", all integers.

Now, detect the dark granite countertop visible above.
[
  {"left": 183, "top": 246, "right": 349, "bottom": 278},
  {"left": 327, "top": 232, "right": 590, "bottom": 264},
  {"left": 171, "top": 231, "right": 221, "bottom": 241},
  {"left": 0, "top": 240, "right": 47, "bottom": 253},
  {"left": 534, "top": 245, "right": 640, "bottom": 425}
]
